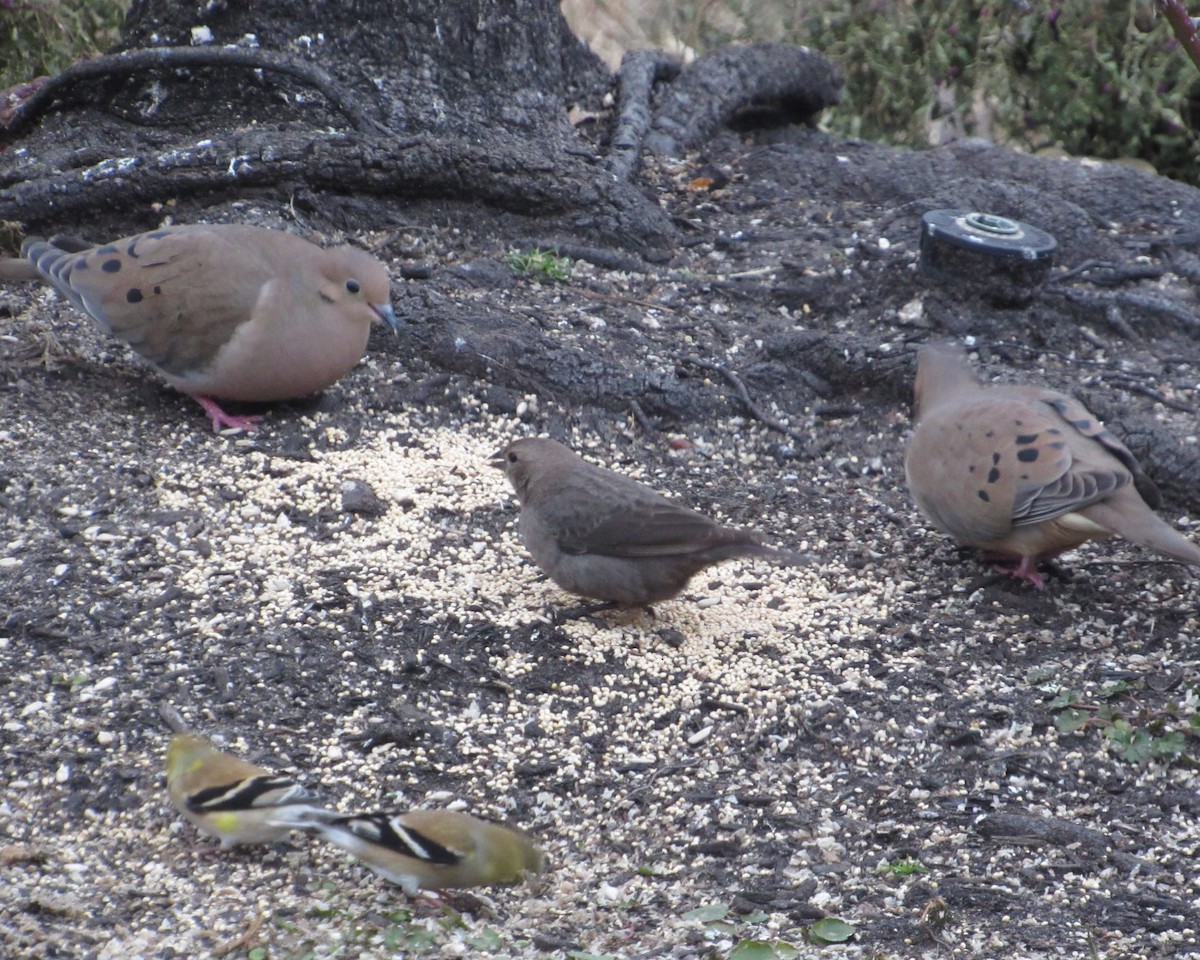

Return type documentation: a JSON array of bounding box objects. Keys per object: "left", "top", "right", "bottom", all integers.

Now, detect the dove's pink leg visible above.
[
  {"left": 1005, "top": 556, "right": 1046, "bottom": 590},
  {"left": 983, "top": 553, "right": 1046, "bottom": 590},
  {"left": 194, "top": 396, "right": 261, "bottom": 433}
]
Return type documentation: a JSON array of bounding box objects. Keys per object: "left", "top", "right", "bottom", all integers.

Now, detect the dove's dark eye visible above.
[
  {"left": 345, "top": 279, "right": 361, "bottom": 294},
  {"left": 508, "top": 452, "right": 519, "bottom": 463}
]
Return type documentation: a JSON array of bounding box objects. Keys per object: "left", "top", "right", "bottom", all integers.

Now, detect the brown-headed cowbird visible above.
[{"left": 492, "top": 437, "right": 807, "bottom": 609}]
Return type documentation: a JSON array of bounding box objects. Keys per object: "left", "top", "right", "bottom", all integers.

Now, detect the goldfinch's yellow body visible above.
[
  {"left": 308, "top": 809, "right": 544, "bottom": 894},
  {"left": 165, "top": 732, "right": 333, "bottom": 848}
]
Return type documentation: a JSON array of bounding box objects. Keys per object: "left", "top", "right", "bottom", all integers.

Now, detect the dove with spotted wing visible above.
[
  {"left": 0, "top": 224, "right": 400, "bottom": 430},
  {"left": 905, "top": 342, "right": 1200, "bottom": 587}
]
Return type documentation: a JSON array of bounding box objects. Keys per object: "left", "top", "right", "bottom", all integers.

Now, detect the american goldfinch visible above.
[
  {"left": 300, "top": 809, "right": 545, "bottom": 894},
  {"left": 165, "top": 732, "right": 335, "bottom": 847}
]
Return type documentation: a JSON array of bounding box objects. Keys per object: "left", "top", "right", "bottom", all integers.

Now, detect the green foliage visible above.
[
  {"left": 506, "top": 247, "right": 573, "bottom": 282},
  {"left": 0, "top": 1, "right": 128, "bottom": 90},
  {"left": 463, "top": 926, "right": 505, "bottom": 952},
  {"left": 611, "top": 0, "right": 1200, "bottom": 185},
  {"left": 879, "top": 856, "right": 928, "bottom": 877},
  {"left": 1046, "top": 679, "right": 1199, "bottom": 765},
  {"left": 805, "top": 917, "right": 857, "bottom": 945},
  {"left": 52, "top": 671, "right": 89, "bottom": 692},
  {"left": 264, "top": 891, "right": 527, "bottom": 958},
  {"left": 729, "top": 938, "right": 800, "bottom": 959},
  {"left": 683, "top": 904, "right": 732, "bottom": 923},
  {"left": 796, "top": 0, "right": 1200, "bottom": 184},
  {"left": 684, "top": 901, "right": 853, "bottom": 956}
]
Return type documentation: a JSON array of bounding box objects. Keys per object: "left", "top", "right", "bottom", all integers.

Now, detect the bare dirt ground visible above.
[{"left": 2, "top": 126, "right": 1200, "bottom": 959}]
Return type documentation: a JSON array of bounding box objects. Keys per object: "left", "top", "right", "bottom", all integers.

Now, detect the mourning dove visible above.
[
  {"left": 165, "top": 732, "right": 335, "bottom": 847},
  {"left": 279, "top": 808, "right": 544, "bottom": 895},
  {"left": 905, "top": 342, "right": 1200, "bottom": 588},
  {"left": 492, "top": 437, "right": 807, "bottom": 610},
  {"left": 0, "top": 224, "right": 401, "bottom": 431}
]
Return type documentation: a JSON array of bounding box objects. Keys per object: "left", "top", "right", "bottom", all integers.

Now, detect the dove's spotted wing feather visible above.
[
  {"left": 906, "top": 342, "right": 1200, "bottom": 576},
  {"left": 24, "top": 229, "right": 275, "bottom": 377}
]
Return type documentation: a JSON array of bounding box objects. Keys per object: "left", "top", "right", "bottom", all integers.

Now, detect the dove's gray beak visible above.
[{"left": 374, "top": 303, "right": 403, "bottom": 335}]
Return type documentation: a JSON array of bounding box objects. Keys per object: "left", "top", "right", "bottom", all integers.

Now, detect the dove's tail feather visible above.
[
  {"left": 0, "top": 257, "right": 40, "bottom": 281},
  {"left": 1083, "top": 500, "right": 1200, "bottom": 567}
]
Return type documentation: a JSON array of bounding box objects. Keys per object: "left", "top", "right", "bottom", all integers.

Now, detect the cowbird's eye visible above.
[{"left": 508, "top": 452, "right": 519, "bottom": 463}]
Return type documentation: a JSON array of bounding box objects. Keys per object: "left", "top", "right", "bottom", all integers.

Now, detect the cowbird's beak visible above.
[{"left": 488, "top": 449, "right": 507, "bottom": 470}]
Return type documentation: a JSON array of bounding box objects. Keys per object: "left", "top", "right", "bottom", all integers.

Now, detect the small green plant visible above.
[
  {"left": 506, "top": 247, "right": 572, "bottom": 282},
  {"left": 52, "top": 671, "right": 89, "bottom": 692},
  {"left": 683, "top": 902, "right": 855, "bottom": 956},
  {"left": 1047, "top": 681, "right": 1199, "bottom": 765},
  {"left": 880, "top": 856, "right": 928, "bottom": 877},
  {"left": 805, "top": 917, "right": 856, "bottom": 946},
  {"left": 270, "top": 886, "right": 520, "bottom": 957},
  {"left": 729, "top": 938, "right": 800, "bottom": 959}
]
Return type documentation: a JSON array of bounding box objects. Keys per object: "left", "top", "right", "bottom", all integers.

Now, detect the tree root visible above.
[
  {"left": 1, "top": 46, "right": 390, "bottom": 141},
  {"left": 605, "top": 50, "right": 681, "bottom": 181},
  {"left": 679, "top": 355, "right": 811, "bottom": 443},
  {"left": 646, "top": 43, "right": 843, "bottom": 157},
  {"left": 0, "top": 127, "right": 676, "bottom": 246}
]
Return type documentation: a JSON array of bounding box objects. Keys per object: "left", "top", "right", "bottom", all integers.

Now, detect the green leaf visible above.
[
  {"left": 1026, "top": 664, "right": 1059, "bottom": 684},
  {"left": 1152, "top": 731, "right": 1186, "bottom": 761},
  {"left": 1047, "top": 689, "right": 1077, "bottom": 710},
  {"left": 567, "top": 953, "right": 620, "bottom": 960},
  {"left": 505, "top": 247, "right": 572, "bottom": 282},
  {"left": 464, "top": 927, "right": 504, "bottom": 950},
  {"left": 1055, "top": 709, "right": 1090, "bottom": 732},
  {"left": 437, "top": 908, "right": 467, "bottom": 930},
  {"left": 683, "top": 905, "right": 729, "bottom": 922},
  {"left": 807, "top": 918, "right": 857, "bottom": 944},
  {"left": 881, "top": 857, "right": 927, "bottom": 877},
  {"left": 1106, "top": 723, "right": 1153, "bottom": 763},
  {"left": 1101, "top": 679, "right": 1135, "bottom": 699},
  {"left": 386, "top": 924, "right": 437, "bottom": 951},
  {"left": 248, "top": 949, "right": 267, "bottom": 960},
  {"left": 1097, "top": 703, "right": 1121, "bottom": 724},
  {"left": 728, "top": 940, "right": 779, "bottom": 960}
]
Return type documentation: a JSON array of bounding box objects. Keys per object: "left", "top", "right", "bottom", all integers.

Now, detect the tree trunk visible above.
[{"left": 0, "top": 0, "right": 840, "bottom": 248}]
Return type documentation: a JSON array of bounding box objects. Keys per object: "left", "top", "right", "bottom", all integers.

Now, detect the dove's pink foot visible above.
[
  {"left": 194, "top": 395, "right": 262, "bottom": 433},
  {"left": 983, "top": 553, "right": 1046, "bottom": 590}
]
